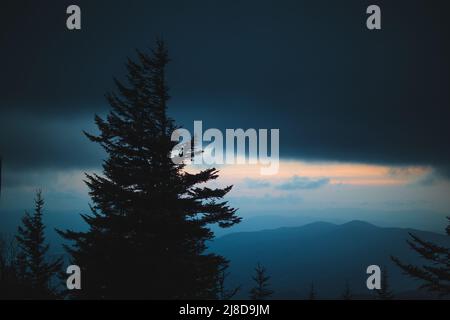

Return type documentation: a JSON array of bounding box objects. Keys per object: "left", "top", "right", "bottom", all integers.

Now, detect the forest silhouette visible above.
[
  {"left": 1, "top": 40, "right": 241, "bottom": 299},
  {"left": 1, "top": 41, "right": 449, "bottom": 300}
]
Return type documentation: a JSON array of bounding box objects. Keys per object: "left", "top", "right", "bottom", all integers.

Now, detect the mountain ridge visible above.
[{"left": 210, "top": 219, "right": 450, "bottom": 299}]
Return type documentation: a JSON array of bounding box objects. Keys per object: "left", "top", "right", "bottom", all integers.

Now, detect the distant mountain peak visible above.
[
  {"left": 210, "top": 218, "right": 450, "bottom": 299},
  {"left": 300, "top": 221, "right": 337, "bottom": 229},
  {"left": 340, "top": 220, "right": 377, "bottom": 228}
]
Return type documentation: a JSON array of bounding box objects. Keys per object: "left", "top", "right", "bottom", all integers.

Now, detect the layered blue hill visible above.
[{"left": 210, "top": 220, "right": 450, "bottom": 299}]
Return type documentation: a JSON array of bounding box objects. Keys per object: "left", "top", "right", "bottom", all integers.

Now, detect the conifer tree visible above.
[
  {"left": 249, "top": 263, "right": 274, "bottom": 300},
  {"left": 0, "top": 235, "right": 10, "bottom": 284},
  {"left": 392, "top": 217, "right": 450, "bottom": 297},
  {"left": 217, "top": 264, "right": 240, "bottom": 300},
  {"left": 58, "top": 40, "right": 240, "bottom": 299},
  {"left": 308, "top": 282, "right": 316, "bottom": 300},
  {"left": 16, "top": 191, "right": 62, "bottom": 299},
  {"left": 0, "top": 235, "right": 21, "bottom": 298},
  {"left": 375, "top": 266, "right": 394, "bottom": 300}
]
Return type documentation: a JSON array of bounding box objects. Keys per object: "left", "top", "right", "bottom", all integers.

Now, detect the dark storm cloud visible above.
[
  {"left": 0, "top": 111, "right": 103, "bottom": 170},
  {"left": 1, "top": 0, "right": 449, "bottom": 175}
]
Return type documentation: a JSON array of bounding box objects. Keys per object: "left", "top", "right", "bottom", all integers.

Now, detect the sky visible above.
[{"left": 1, "top": 0, "right": 450, "bottom": 232}]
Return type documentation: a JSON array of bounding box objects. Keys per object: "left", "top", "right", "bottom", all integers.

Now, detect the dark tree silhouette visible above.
[
  {"left": 58, "top": 40, "right": 240, "bottom": 299},
  {"left": 0, "top": 234, "right": 23, "bottom": 299},
  {"left": 392, "top": 217, "right": 450, "bottom": 297},
  {"left": 308, "top": 282, "right": 316, "bottom": 300},
  {"left": 375, "top": 266, "right": 394, "bottom": 300},
  {"left": 15, "top": 191, "right": 62, "bottom": 299},
  {"left": 341, "top": 280, "right": 352, "bottom": 300},
  {"left": 217, "top": 264, "right": 240, "bottom": 300},
  {"left": 249, "top": 263, "right": 274, "bottom": 300}
]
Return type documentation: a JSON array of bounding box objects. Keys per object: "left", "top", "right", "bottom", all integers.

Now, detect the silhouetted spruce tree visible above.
[
  {"left": 391, "top": 217, "right": 450, "bottom": 297},
  {"left": 249, "top": 263, "right": 274, "bottom": 300},
  {"left": 16, "top": 191, "right": 62, "bottom": 299},
  {"left": 0, "top": 234, "right": 22, "bottom": 298},
  {"left": 375, "top": 266, "right": 394, "bottom": 300},
  {"left": 341, "top": 280, "right": 352, "bottom": 300},
  {"left": 57, "top": 40, "right": 240, "bottom": 299},
  {"left": 308, "top": 282, "right": 316, "bottom": 300},
  {"left": 217, "top": 264, "right": 240, "bottom": 300}
]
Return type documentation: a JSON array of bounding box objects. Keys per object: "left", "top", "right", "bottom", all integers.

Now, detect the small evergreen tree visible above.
[
  {"left": 217, "top": 264, "right": 240, "bottom": 300},
  {"left": 249, "top": 263, "right": 274, "bottom": 300},
  {"left": 391, "top": 217, "right": 450, "bottom": 297},
  {"left": 342, "top": 280, "right": 352, "bottom": 300},
  {"left": 375, "top": 266, "right": 394, "bottom": 300},
  {"left": 0, "top": 235, "right": 10, "bottom": 283},
  {"left": 0, "top": 234, "right": 21, "bottom": 298},
  {"left": 16, "top": 191, "right": 62, "bottom": 299},
  {"left": 308, "top": 282, "right": 316, "bottom": 300}
]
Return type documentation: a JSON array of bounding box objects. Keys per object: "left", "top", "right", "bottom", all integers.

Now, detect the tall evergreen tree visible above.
[
  {"left": 58, "top": 40, "right": 240, "bottom": 299},
  {"left": 392, "top": 217, "right": 450, "bottom": 297},
  {"left": 16, "top": 191, "right": 62, "bottom": 299},
  {"left": 375, "top": 266, "right": 394, "bottom": 300},
  {"left": 249, "top": 263, "right": 274, "bottom": 300}
]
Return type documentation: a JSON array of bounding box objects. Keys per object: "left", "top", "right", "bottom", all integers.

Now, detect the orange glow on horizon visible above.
[{"left": 186, "top": 161, "right": 430, "bottom": 187}]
